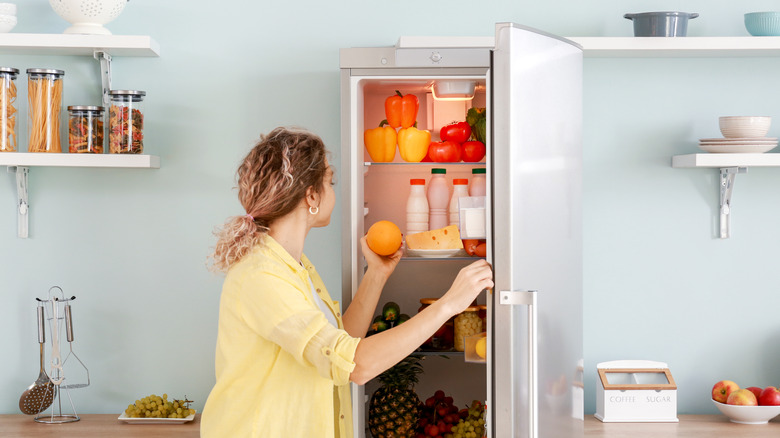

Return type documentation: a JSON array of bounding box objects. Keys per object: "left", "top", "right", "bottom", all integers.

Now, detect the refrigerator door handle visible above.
[{"left": 499, "top": 289, "right": 538, "bottom": 438}]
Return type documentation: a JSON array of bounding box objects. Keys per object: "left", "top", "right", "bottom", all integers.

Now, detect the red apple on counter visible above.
[
  {"left": 712, "top": 380, "right": 740, "bottom": 403},
  {"left": 727, "top": 388, "right": 758, "bottom": 406},
  {"left": 759, "top": 386, "right": 780, "bottom": 406},
  {"left": 747, "top": 386, "right": 763, "bottom": 400}
]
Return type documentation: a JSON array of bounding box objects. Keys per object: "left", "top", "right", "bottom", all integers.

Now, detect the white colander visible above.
[{"left": 49, "top": 0, "right": 128, "bottom": 35}]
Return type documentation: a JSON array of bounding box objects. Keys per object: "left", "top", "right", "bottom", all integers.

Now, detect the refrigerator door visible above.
[{"left": 490, "top": 23, "right": 583, "bottom": 438}]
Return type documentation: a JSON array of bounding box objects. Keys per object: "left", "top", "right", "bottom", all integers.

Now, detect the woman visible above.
[{"left": 201, "top": 127, "right": 493, "bottom": 438}]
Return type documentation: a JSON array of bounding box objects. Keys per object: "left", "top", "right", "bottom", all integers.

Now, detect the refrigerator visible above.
[{"left": 339, "top": 23, "right": 583, "bottom": 438}]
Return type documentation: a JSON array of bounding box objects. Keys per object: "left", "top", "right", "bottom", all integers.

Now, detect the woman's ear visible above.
[{"left": 305, "top": 186, "right": 320, "bottom": 207}]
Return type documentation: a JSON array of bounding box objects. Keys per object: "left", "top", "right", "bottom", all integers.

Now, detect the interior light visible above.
[{"left": 432, "top": 80, "right": 476, "bottom": 101}]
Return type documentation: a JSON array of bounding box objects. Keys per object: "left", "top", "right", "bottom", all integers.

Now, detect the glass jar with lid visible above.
[
  {"left": 418, "top": 298, "right": 454, "bottom": 351},
  {"left": 68, "top": 106, "right": 104, "bottom": 154},
  {"left": 454, "top": 306, "right": 482, "bottom": 351},
  {"left": 108, "top": 90, "right": 145, "bottom": 154},
  {"left": 0, "top": 67, "right": 19, "bottom": 152},
  {"left": 27, "top": 68, "right": 65, "bottom": 153}
]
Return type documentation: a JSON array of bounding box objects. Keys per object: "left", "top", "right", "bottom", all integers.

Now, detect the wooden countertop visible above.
[
  {"left": 3, "top": 413, "right": 779, "bottom": 437},
  {"left": 585, "top": 414, "right": 780, "bottom": 437},
  {"left": 0, "top": 414, "right": 200, "bottom": 437}
]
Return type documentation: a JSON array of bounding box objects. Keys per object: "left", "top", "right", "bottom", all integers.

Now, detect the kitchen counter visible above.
[
  {"left": 0, "top": 414, "right": 200, "bottom": 437},
  {"left": 2, "top": 414, "right": 778, "bottom": 437},
  {"left": 585, "top": 414, "right": 780, "bottom": 437}
]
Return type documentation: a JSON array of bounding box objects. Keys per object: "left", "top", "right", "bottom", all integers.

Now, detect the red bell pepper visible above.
[{"left": 440, "top": 121, "right": 471, "bottom": 144}]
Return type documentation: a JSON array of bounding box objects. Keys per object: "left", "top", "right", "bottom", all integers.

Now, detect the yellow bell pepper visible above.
[
  {"left": 363, "top": 123, "right": 397, "bottom": 162},
  {"left": 397, "top": 126, "right": 431, "bottom": 162}
]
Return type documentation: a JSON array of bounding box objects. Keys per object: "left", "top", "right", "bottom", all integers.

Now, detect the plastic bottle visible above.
[
  {"left": 449, "top": 178, "right": 469, "bottom": 228},
  {"left": 406, "top": 179, "right": 429, "bottom": 235},
  {"left": 427, "top": 168, "right": 450, "bottom": 231},
  {"left": 469, "top": 168, "right": 486, "bottom": 197}
]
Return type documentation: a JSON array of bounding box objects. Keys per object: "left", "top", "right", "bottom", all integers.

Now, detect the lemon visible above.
[{"left": 475, "top": 337, "right": 487, "bottom": 359}]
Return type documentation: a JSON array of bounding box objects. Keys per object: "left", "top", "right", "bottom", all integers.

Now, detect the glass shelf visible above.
[{"left": 365, "top": 161, "right": 485, "bottom": 166}]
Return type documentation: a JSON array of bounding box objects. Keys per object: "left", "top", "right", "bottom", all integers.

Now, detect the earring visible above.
[{"left": 309, "top": 206, "right": 319, "bottom": 215}]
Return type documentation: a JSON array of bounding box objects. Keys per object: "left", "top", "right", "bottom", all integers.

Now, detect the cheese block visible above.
[{"left": 405, "top": 225, "right": 464, "bottom": 250}]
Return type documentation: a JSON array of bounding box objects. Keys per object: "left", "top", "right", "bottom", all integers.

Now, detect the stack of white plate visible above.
[{"left": 698, "top": 137, "right": 778, "bottom": 154}]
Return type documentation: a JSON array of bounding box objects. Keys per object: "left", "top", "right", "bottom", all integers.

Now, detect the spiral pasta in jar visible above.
[
  {"left": 0, "top": 67, "right": 18, "bottom": 152},
  {"left": 108, "top": 90, "right": 145, "bottom": 154},
  {"left": 68, "top": 106, "right": 104, "bottom": 153},
  {"left": 454, "top": 306, "right": 482, "bottom": 352}
]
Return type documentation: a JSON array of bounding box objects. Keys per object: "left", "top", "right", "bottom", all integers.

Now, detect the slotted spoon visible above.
[{"left": 18, "top": 306, "right": 56, "bottom": 415}]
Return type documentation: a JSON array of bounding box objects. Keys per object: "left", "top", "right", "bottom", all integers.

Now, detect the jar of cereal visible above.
[{"left": 454, "top": 306, "right": 482, "bottom": 352}]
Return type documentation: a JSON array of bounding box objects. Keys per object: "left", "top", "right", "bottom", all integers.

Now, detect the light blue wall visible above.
[{"left": 2, "top": 0, "right": 779, "bottom": 418}]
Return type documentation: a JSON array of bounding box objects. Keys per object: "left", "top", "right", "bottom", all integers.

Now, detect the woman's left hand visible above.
[{"left": 360, "top": 235, "right": 402, "bottom": 279}]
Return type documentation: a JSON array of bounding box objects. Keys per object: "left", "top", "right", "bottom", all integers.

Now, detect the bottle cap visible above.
[
  {"left": 410, "top": 179, "right": 426, "bottom": 185},
  {"left": 453, "top": 179, "right": 468, "bottom": 185},
  {"left": 431, "top": 168, "right": 446, "bottom": 174},
  {"left": 472, "top": 168, "right": 486, "bottom": 174}
]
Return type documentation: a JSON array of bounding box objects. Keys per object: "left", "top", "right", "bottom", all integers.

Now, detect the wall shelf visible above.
[
  {"left": 0, "top": 153, "right": 160, "bottom": 168},
  {"left": 566, "top": 36, "right": 780, "bottom": 57},
  {"left": 0, "top": 33, "right": 161, "bottom": 238},
  {"left": 0, "top": 33, "right": 160, "bottom": 56},
  {"left": 672, "top": 153, "right": 780, "bottom": 239}
]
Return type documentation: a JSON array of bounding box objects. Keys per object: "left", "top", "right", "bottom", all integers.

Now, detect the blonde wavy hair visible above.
[{"left": 209, "top": 127, "right": 330, "bottom": 272}]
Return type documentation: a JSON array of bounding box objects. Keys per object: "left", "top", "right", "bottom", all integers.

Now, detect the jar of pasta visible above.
[
  {"left": 454, "top": 306, "right": 482, "bottom": 352},
  {"left": 418, "top": 298, "right": 454, "bottom": 351},
  {"left": 26, "top": 68, "right": 64, "bottom": 153},
  {"left": 68, "top": 106, "right": 104, "bottom": 154},
  {"left": 0, "top": 67, "right": 19, "bottom": 152},
  {"left": 108, "top": 90, "right": 145, "bottom": 154}
]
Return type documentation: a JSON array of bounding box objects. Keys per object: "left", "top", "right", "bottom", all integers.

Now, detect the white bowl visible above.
[
  {"left": 712, "top": 400, "right": 780, "bottom": 424},
  {"left": 719, "top": 116, "right": 772, "bottom": 138},
  {"left": 49, "top": 0, "right": 128, "bottom": 35},
  {"left": 0, "top": 3, "right": 16, "bottom": 16},
  {"left": 0, "top": 13, "right": 16, "bottom": 32}
]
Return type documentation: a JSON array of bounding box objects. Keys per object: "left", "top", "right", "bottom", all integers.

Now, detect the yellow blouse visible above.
[{"left": 201, "top": 235, "right": 359, "bottom": 438}]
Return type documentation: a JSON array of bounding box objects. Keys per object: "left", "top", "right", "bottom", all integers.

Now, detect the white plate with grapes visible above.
[{"left": 118, "top": 412, "right": 196, "bottom": 424}]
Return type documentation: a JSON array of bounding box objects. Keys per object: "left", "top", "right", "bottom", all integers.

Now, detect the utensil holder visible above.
[{"left": 33, "top": 286, "right": 89, "bottom": 424}]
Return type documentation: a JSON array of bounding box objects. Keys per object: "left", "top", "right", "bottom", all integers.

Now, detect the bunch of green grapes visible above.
[
  {"left": 124, "top": 393, "right": 196, "bottom": 418},
  {"left": 451, "top": 400, "right": 486, "bottom": 438}
]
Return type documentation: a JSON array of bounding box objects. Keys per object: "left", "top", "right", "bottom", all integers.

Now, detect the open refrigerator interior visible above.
[{"left": 346, "top": 74, "right": 492, "bottom": 437}]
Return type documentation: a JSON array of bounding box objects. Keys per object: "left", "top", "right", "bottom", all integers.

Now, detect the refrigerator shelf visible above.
[
  {"left": 364, "top": 161, "right": 485, "bottom": 166},
  {"left": 401, "top": 256, "right": 485, "bottom": 262}
]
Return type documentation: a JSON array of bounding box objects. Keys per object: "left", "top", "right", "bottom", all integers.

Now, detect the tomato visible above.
[
  {"left": 463, "top": 239, "right": 480, "bottom": 256},
  {"left": 427, "top": 140, "right": 461, "bottom": 162},
  {"left": 440, "top": 121, "right": 471, "bottom": 143},
  {"left": 461, "top": 140, "right": 486, "bottom": 162}
]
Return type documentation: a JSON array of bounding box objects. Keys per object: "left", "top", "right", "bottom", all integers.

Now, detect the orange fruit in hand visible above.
[{"left": 366, "top": 220, "right": 403, "bottom": 256}]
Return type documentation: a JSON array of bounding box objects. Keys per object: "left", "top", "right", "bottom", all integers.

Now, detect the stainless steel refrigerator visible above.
[{"left": 340, "top": 22, "right": 583, "bottom": 438}]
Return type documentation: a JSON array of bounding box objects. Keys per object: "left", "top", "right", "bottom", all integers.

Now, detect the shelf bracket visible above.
[
  {"left": 719, "top": 166, "right": 746, "bottom": 239},
  {"left": 94, "top": 50, "right": 112, "bottom": 109},
  {"left": 8, "top": 166, "right": 29, "bottom": 238}
]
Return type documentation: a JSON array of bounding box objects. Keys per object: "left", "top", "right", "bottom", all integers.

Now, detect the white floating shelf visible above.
[
  {"left": 0, "top": 33, "right": 160, "bottom": 57},
  {"left": 566, "top": 36, "right": 780, "bottom": 57},
  {"left": 0, "top": 153, "right": 160, "bottom": 168},
  {"left": 672, "top": 153, "right": 780, "bottom": 168}
]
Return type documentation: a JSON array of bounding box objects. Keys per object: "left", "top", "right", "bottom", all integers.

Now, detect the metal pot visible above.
[{"left": 624, "top": 12, "right": 699, "bottom": 37}]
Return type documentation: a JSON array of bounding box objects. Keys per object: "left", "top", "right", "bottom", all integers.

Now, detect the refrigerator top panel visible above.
[{"left": 340, "top": 38, "right": 492, "bottom": 69}]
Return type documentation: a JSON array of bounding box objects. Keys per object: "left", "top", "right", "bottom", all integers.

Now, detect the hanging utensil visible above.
[
  {"left": 18, "top": 305, "right": 56, "bottom": 415},
  {"left": 49, "top": 298, "right": 65, "bottom": 386},
  {"left": 61, "top": 301, "right": 89, "bottom": 389}
]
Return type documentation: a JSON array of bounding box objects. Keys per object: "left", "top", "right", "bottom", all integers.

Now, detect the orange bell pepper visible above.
[
  {"left": 363, "top": 122, "right": 397, "bottom": 162},
  {"left": 397, "top": 126, "right": 431, "bottom": 162},
  {"left": 384, "top": 90, "right": 419, "bottom": 129}
]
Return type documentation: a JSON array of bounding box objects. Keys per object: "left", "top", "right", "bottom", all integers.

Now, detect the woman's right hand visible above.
[{"left": 441, "top": 259, "right": 494, "bottom": 316}]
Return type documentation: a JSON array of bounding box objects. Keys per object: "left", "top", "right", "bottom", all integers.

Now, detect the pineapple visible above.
[{"left": 368, "top": 354, "right": 424, "bottom": 438}]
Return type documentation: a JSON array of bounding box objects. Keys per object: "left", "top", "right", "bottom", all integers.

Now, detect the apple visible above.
[
  {"left": 712, "top": 380, "right": 740, "bottom": 403},
  {"left": 747, "top": 386, "right": 763, "bottom": 400},
  {"left": 759, "top": 386, "right": 780, "bottom": 406},
  {"left": 727, "top": 388, "right": 758, "bottom": 406}
]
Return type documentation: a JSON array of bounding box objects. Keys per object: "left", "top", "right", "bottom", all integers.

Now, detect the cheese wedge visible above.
[{"left": 405, "top": 225, "right": 464, "bottom": 250}]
